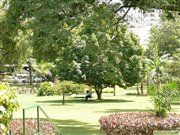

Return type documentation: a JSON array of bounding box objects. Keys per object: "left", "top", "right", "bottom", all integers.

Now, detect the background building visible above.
[
  {"left": 126, "top": 9, "right": 162, "bottom": 45},
  {"left": 108, "top": 0, "right": 162, "bottom": 45}
]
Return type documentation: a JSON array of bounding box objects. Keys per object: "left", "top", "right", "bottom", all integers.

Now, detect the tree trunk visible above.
[
  {"left": 62, "top": 93, "right": 65, "bottom": 105},
  {"left": 95, "top": 85, "right": 102, "bottom": 100},
  {"left": 136, "top": 83, "right": 140, "bottom": 95},
  {"left": 140, "top": 80, "right": 144, "bottom": 95},
  {"left": 113, "top": 86, "right": 116, "bottom": 96},
  {"left": 146, "top": 73, "right": 149, "bottom": 93},
  {"left": 28, "top": 63, "right": 32, "bottom": 85},
  {"left": 156, "top": 68, "right": 161, "bottom": 93}
]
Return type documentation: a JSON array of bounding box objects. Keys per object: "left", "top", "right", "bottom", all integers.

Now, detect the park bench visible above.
[{"left": 74, "top": 94, "right": 93, "bottom": 101}]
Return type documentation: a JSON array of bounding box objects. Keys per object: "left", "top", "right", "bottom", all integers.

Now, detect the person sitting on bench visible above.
[{"left": 85, "top": 90, "right": 92, "bottom": 101}]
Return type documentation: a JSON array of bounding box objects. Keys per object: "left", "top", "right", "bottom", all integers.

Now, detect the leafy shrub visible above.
[
  {"left": 152, "top": 88, "right": 171, "bottom": 117},
  {"left": 54, "top": 81, "right": 84, "bottom": 95},
  {"left": 0, "top": 83, "right": 19, "bottom": 134},
  {"left": 54, "top": 81, "right": 84, "bottom": 105},
  {"left": 36, "top": 82, "right": 54, "bottom": 96},
  {"left": 99, "top": 112, "right": 180, "bottom": 135},
  {"left": 147, "top": 84, "right": 156, "bottom": 96},
  {"left": 171, "top": 79, "right": 180, "bottom": 102},
  {"left": 151, "top": 83, "right": 177, "bottom": 117}
]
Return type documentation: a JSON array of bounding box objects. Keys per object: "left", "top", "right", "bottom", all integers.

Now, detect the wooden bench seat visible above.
[{"left": 74, "top": 95, "right": 93, "bottom": 100}]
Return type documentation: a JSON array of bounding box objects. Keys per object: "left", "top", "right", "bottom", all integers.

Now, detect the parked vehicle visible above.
[{"left": 2, "top": 75, "right": 17, "bottom": 83}]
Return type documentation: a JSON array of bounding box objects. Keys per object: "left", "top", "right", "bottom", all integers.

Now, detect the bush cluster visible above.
[
  {"left": 54, "top": 81, "right": 84, "bottom": 95},
  {"left": 36, "top": 82, "right": 54, "bottom": 96},
  {"left": 99, "top": 112, "right": 180, "bottom": 135},
  {"left": 36, "top": 81, "right": 84, "bottom": 96}
]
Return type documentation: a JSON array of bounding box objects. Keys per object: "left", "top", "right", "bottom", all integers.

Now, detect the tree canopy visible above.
[
  {"left": 56, "top": 5, "right": 144, "bottom": 99},
  {"left": 0, "top": 0, "right": 179, "bottom": 64},
  {"left": 147, "top": 15, "right": 180, "bottom": 82},
  {"left": 147, "top": 16, "right": 180, "bottom": 57}
]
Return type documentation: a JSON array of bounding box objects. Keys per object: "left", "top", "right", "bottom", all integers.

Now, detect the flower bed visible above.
[
  {"left": 99, "top": 112, "right": 180, "bottom": 135},
  {"left": 0, "top": 118, "right": 57, "bottom": 135},
  {"left": 13, "top": 87, "right": 36, "bottom": 94}
]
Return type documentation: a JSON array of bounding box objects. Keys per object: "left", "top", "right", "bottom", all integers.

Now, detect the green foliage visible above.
[
  {"left": 148, "top": 84, "right": 156, "bottom": 96},
  {"left": 1, "top": 0, "right": 94, "bottom": 62},
  {"left": 54, "top": 81, "right": 84, "bottom": 95},
  {"left": 0, "top": 83, "right": 19, "bottom": 134},
  {"left": 56, "top": 4, "right": 143, "bottom": 99},
  {"left": 0, "top": 11, "right": 32, "bottom": 66},
  {"left": 151, "top": 83, "right": 177, "bottom": 117},
  {"left": 147, "top": 17, "right": 180, "bottom": 57},
  {"left": 36, "top": 82, "right": 54, "bottom": 96},
  {"left": 170, "top": 79, "right": 180, "bottom": 102},
  {"left": 146, "top": 15, "right": 179, "bottom": 88},
  {"left": 1, "top": 0, "right": 179, "bottom": 64},
  {"left": 165, "top": 49, "right": 180, "bottom": 79}
]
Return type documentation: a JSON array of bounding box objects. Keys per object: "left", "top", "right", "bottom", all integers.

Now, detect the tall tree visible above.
[
  {"left": 147, "top": 16, "right": 180, "bottom": 57},
  {"left": 56, "top": 4, "right": 144, "bottom": 99},
  {"left": 165, "top": 49, "right": 180, "bottom": 79},
  {"left": 0, "top": 11, "right": 32, "bottom": 66},
  {"left": 147, "top": 15, "right": 180, "bottom": 81}
]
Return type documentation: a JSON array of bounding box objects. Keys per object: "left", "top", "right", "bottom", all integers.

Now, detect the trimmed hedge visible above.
[{"left": 99, "top": 112, "right": 180, "bottom": 135}]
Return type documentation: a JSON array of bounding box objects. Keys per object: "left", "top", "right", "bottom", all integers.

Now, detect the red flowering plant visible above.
[{"left": 99, "top": 112, "right": 180, "bottom": 135}]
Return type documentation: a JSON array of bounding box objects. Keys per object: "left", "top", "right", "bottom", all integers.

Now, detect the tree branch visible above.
[
  {"left": 114, "top": 5, "right": 128, "bottom": 13},
  {"left": 114, "top": 1, "right": 180, "bottom": 13},
  {"left": 108, "top": 0, "right": 113, "bottom": 4},
  {"left": 110, "top": 6, "right": 131, "bottom": 42}
]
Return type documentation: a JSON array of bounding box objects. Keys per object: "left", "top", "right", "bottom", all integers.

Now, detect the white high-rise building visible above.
[
  {"left": 108, "top": 0, "right": 162, "bottom": 45},
  {"left": 126, "top": 9, "right": 162, "bottom": 45}
]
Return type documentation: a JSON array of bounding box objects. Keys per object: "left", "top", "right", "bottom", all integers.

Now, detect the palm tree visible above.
[
  {"left": 146, "top": 44, "right": 171, "bottom": 93},
  {"left": 34, "top": 62, "right": 55, "bottom": 82}
]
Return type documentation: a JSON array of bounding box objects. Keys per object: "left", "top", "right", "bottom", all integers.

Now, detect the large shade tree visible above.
[{"left": 56, "top": 4, "right": 144, "bottom": 99}]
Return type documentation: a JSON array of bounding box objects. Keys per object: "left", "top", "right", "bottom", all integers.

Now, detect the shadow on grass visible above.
[
  {"left": 49, "top": 119, "right": 102, "bottom": 135},
  {"left": 36, "top": 99, "right": 133, "bottom": 106},
  {"left": 172, "top": 101, "right": 180, "bottom": 105},
  {"left": 125, "top": 93, "right": 148, "bottom": 96},
  {"left": 125, "top": 92, "right": 139, "bottom": 96},
  {"left": 96, "top": 108, "right": 151, "bottom": 113}
]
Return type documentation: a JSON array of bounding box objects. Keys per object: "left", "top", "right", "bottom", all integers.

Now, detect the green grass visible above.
[{"left": 13, "top": 88, "right": 180, "bottom": 135}]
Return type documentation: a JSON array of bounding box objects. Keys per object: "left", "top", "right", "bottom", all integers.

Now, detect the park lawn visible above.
[{"left": 13, "top": 89, "right": 180, "bottom": 135}]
